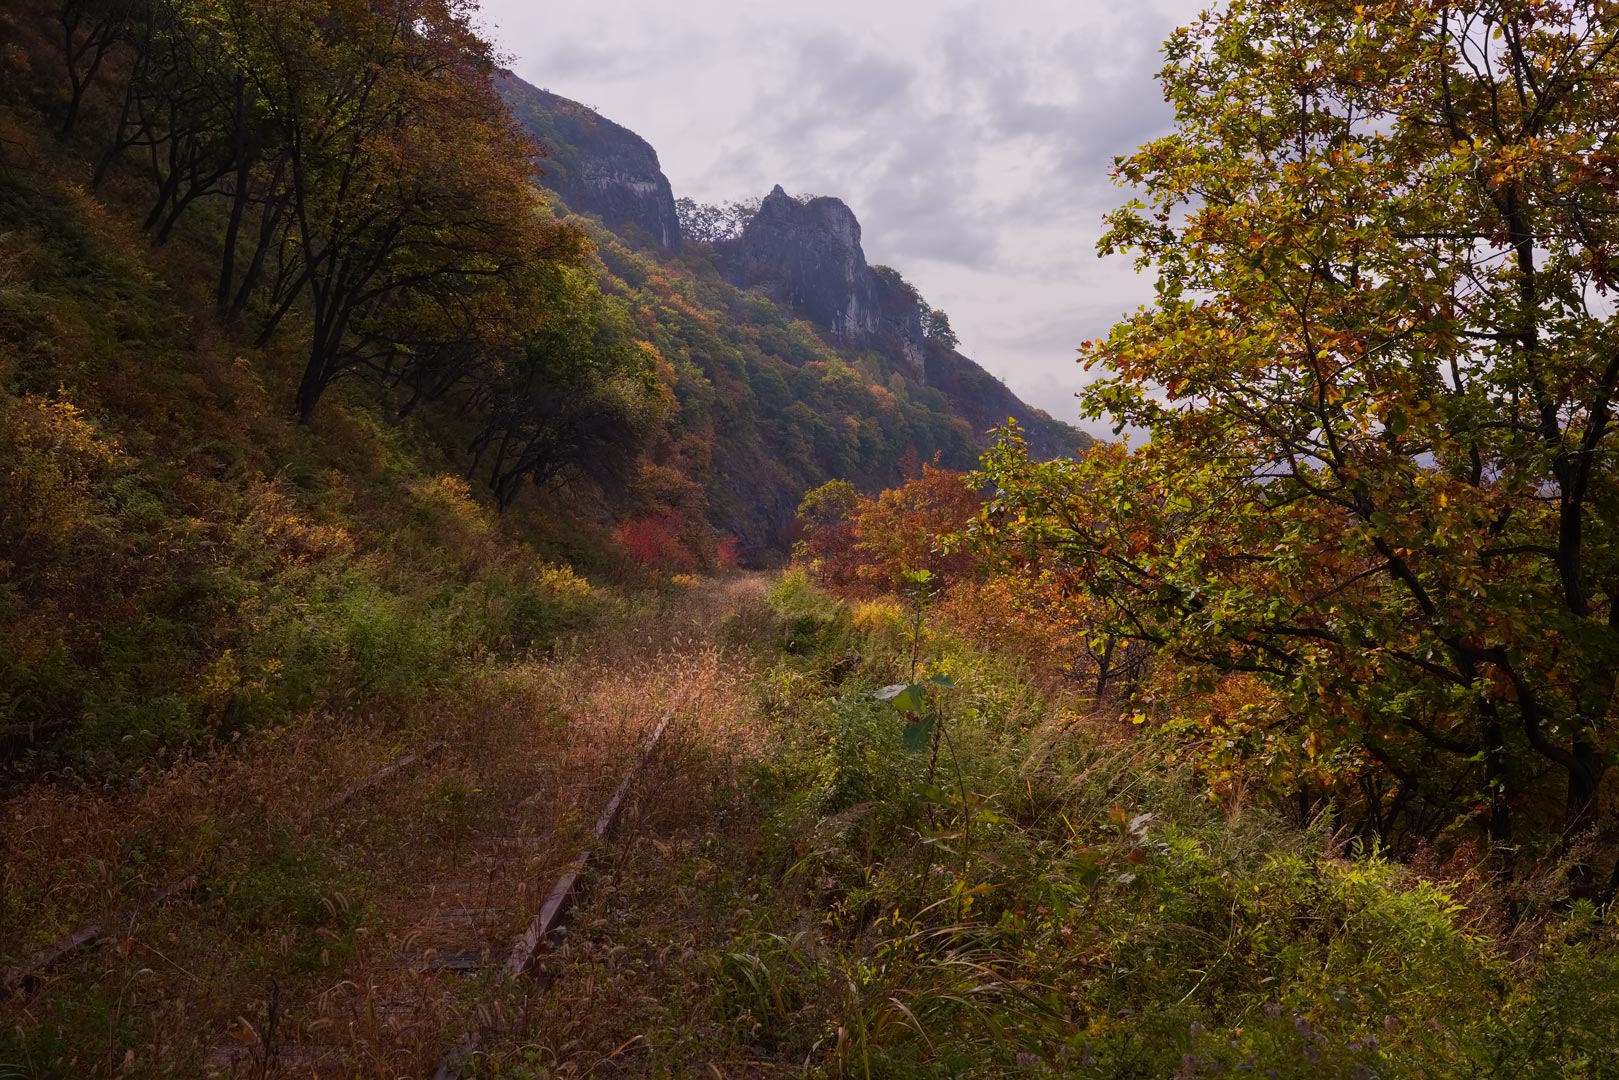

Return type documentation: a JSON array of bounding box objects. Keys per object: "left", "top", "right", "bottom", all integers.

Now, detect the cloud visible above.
[
  {"left": 769, "top": 33, "right": 916, "bottom": 130},
  {"left": 730, "top": 30, "right": 999, "bottom": 267}
]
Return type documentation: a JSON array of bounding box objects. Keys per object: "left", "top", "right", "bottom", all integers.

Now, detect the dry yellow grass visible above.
[{"left": 0, "top": 574, "right": 777, "bottom": 1079}]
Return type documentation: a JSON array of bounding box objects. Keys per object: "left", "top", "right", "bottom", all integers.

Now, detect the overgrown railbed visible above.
[
  {"left": 496, "top": 572, "right": 1619, "bottom": 1078},
  {"left": 7, "top": 570, "right": 1618, "bottom": 1077},
  {"left": 0, "top": 579, "right": 765, "bottom": 1078}
]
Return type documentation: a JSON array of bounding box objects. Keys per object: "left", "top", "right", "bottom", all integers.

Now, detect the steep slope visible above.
[
  {"left": 496, "top": 75, "right": 1090, "bottom": 469},
  {"left": 718, "top": 185, "right": 1081, "bottom": 459},
  {"left": 496, "top": 72, "right": 682, "bottom": 252},
  {"left": 922, "top": 342, "right": 1078, "bottom": 455},
  {"left": 582, "top": 221, "right": 982, "bottom": 555},
  {"left": 0, "top": 101, "right": 617, "bottom": 771}
]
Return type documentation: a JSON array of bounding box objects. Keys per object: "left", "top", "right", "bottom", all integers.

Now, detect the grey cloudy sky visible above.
[{"left": 476, "top": 0, "right": 1207, "bottom": 436}]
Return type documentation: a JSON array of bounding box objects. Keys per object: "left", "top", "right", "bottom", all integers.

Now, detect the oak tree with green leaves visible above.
[{"left": 983, "top": 0, "right": 1619, "bottom": 859}]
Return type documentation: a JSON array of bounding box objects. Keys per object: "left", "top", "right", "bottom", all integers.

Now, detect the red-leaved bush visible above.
[{"left": 615, "top": 513, "right": 697, "bottom": 571}]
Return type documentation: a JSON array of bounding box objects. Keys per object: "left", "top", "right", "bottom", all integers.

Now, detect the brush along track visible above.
[
  {"left": 0, "top": 576, "right": 772, "bottom": 1078},
  {"left": 0, "top": 744, "right": 445, "bottom": 999},
  {"left": 433, "top": 704, "right": 679, "bottom": 1080},
  {"left": 208, "top": 701, "right": 682, "bottom": 1079},
  {"left": 186, "top": 646, "right": 712, "bottom": 1078}
]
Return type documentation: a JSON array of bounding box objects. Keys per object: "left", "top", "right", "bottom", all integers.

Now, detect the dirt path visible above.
[{"left": 0, "top": 574, "right": 779, "bottom": 1079}]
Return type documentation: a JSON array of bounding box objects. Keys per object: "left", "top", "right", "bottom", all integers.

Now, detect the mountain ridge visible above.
[
  {"left": 495, "top": 72, "right": 1090, "bottom": 465},
  {"left": 495, "top": 72, "right": 682, "bottom": 253}
]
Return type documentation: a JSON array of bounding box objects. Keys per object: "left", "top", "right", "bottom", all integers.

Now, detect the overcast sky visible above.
[{"left": 476, "top": 0, "right": 1207, "bottom": 436}]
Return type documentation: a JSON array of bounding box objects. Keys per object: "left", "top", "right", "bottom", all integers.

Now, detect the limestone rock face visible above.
[
  {"left": 871, "top": 269, "right": 929, "bottom": 380},
  {"left": 496, "top": 72, "right": 681, "bottom": 251},
  {"left": 496, "top": 81, "right": 1090, "bottom": 462},
  {"left": 721, "top": 187, "right": 1087, "bottom": 456},
  {"left": 724, "top": 186, "right": 883, "bottom": 343}
]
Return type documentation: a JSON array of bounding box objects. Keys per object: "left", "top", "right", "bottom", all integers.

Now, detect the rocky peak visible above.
[
  {"left": 871, "top": 268, "right": 930, "bottom": 381},
  {"left": 724, "top": 187, "right": 884, "bottom": 346},
  {"left": 496, "top": 84, "right": 1087, "bottom": 460},
  {"left": 496, "top": 72, "right": 682, "bottom": 252}
]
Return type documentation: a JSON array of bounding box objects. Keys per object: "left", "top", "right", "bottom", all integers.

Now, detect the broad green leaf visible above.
[
  {"left": 888, "top": 684, "right": 926, "bottom": 715},
  {"left": 901, "top": 715, "right": 936, "bottom": 752}
]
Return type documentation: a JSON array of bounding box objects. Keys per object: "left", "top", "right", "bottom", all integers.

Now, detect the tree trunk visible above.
[
  {"left": 230, "top": 160, "right": 288, "bottom": 314},
  {"left": 1094, "top": 636, "right": 1115, "bottom": 698},
  {"left": 294, "top": 357, "right": 324, "bottom": 424},
  {"left": 294, "top": 313, "right": 336, "bottom": 423},
  {"left": 1566, "top": 733, "right": 1605, "bottom": 837},
  {"left": 219, "top": 162, "right": 249, "bottom": 306}
]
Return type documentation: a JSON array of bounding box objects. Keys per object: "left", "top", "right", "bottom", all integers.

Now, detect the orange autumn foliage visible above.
[{"left": 795, "top": 461, "right": 982, "bottom": 596}]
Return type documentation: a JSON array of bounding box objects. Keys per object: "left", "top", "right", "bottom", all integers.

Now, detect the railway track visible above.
[
  {"left": 0, "top": 743, "right": 448, "bottom": 1000},
  {"left": 4, "top": 577, "right": 769, "bottom": 1077},
  {"left": 203, "top": 704, "right": 681, "bottom": 1079}
]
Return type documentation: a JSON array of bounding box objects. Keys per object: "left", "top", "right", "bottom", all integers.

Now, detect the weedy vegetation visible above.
[
  {"left": 455, "top": 571, "right": 1619, "bottom": 1078},
  {"left": 8, "top": 0, "right": 1619, "bottom": 1076}
]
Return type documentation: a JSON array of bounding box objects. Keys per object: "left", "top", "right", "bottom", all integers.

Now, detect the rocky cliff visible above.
[
  {"left": 717, "top": 186, "right": 930, "bottom": 381},
  {"left": 721, "top": 187, "right": 881, "bottom": 339},
  {"left": 719, "top": 187, "right": 1084, "bottom": 457},
  {"left": 498, "top": 76, "right": 1089, "bottom": 462},
  {"left": 496, "top": 72, "right": 682, "bottom": 252},
  {"left": 872, "top": 269, "right": 929, "bottom": 380}
]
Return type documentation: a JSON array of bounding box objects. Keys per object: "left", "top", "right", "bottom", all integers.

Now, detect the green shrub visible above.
[
  {"left": 721, "top": 573, "right": 1619, "bottom": 1079},
  {"left": 213, "top": 831, "right": 369, "bottom": 974},
  {"left": 456, "top": 563, "right": 604, "bottom": 654},
  {"left": 768, "top": 568, "right": 855, "bottom": 659}
]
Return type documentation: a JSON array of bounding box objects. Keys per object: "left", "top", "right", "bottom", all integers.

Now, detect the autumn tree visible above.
[
  {"left": 673, "top": 195, "right": 760, "bottom": 245},
  {"left": 983, "top": 0, "right": 1619, "bottom": 857},
  {"left": 795, "top": 478, "right": 861, "bottom": 587},
  {"left": 848, "top": 461, "right": 980, "bottom": 593},
  {"left": 57, "top": 0, "right": 592, "bottom": 422},
  {"left": 467, "top": 266, "right": 663, "bottom": 510},
  {"left": 238, "top": 0, "right": 582, "bottom": 421},
  {"left": 796, "top": 464, "right": 982, "bottom": 594}
]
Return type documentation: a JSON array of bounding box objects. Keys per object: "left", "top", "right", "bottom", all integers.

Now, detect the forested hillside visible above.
[
  {"left": 0, "top": 0, "right": 1082, "bottom": 772},
  {"left": 497, "top": 72, "right": 1091, "bottom": 553}
]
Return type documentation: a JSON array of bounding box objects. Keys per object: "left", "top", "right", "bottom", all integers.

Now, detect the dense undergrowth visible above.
[
  {"left": 0, "top": 78, "right": 637, "bottom": 777},
  {"left": 0, "top": 580, "right": 737, "bottom": 1078},
  {"left": 7, "top": 0, "right": 1619, "bottom": 1073},
  {"left": 510, "top": 571, "right": 1619, "bottom": 1078}
]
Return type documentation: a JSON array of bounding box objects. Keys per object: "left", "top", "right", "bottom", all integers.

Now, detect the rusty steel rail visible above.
[
  {"left": 434, "top": 704, "right": 679, "bottom": 1080},
  {"left": 506, "top": 708, "right": 675, "bottom": 977},
  {"left": 311, "top": 740, "right": 445, "bottom": 820},
  {"left": 0, "top": 873, "right": 199, "bottom": 997}
]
